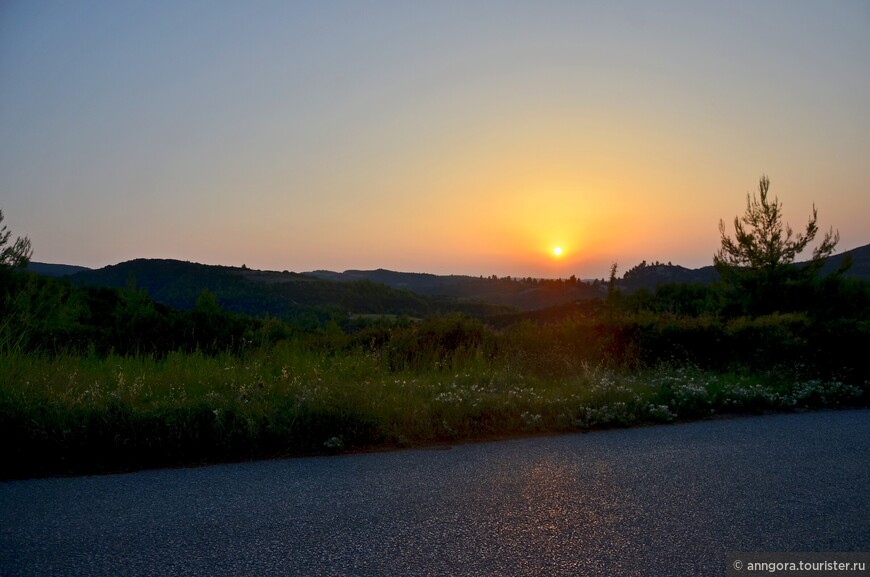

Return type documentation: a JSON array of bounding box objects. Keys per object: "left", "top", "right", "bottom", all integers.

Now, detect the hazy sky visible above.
[{"left": 2, "top": 1, "right": 868, "bottom": 278}]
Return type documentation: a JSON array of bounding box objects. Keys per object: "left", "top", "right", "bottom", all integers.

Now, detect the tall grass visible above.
[{"left": 2, "top": 318, "right": 867, "bottom": 479}]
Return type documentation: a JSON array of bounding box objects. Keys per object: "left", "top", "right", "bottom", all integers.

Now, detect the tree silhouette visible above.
[
  {"left": 0, "top": 209, "right": 33, "bottom": 270},
  {"left": 714, "top": 175, "right": 840, "bottom": 314}
]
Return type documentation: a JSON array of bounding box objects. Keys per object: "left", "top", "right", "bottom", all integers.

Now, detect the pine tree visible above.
[
  {"left": 714, "top": 176, "right": 840, "bottom": 314},
  {"left": 0, "top": 209, "right": 33, "bottom": 270}
]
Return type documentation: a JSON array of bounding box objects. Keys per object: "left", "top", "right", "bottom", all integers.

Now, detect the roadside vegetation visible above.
[{"left": 1, "top": 179, "right": 868, "bottom": 479}]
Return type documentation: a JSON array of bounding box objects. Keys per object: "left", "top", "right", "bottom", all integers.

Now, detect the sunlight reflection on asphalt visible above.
[{"left": 1, "top": 410, "right": 868, "bottom": 576}]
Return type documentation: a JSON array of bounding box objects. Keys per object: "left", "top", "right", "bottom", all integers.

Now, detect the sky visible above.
[{"left": 1, "top": 1, "right": 868, "bottom": 279}]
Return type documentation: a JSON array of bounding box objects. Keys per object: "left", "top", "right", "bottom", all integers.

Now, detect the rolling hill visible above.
[
  {"left": 615, "top": 242, "right": 870, "bottom": 292},
  {"left": 820, "top": 242, "right": 870, "bottom": 279},
  {"left": 25, "top": 262, "right": 92, "bottom": 277},
  {"left": 306, "top": 268, "right": 604, "bottom": 309},
  {"left": 28, "top": 242, "right": 869, "bottom": 319},
  {"left": 64, "top": 259, "right": 604, "bottom": 317},
  {"left": 64, "top": 259, "right": 439, "bottom": 319}
]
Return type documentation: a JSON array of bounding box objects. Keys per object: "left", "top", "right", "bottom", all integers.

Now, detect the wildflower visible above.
[
  {"left": 648, "top": 403, "right": 677, "bottom": 422},
  {"left": 323, "top": 436, "right": 345, "bottom": 450},
  {"left": 520, "top": 412, "right": 542, "bottom": 427}
]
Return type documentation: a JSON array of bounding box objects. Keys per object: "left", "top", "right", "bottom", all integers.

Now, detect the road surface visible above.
[{"left": 2, "top": 409, "right": 868, "bottom": 576}]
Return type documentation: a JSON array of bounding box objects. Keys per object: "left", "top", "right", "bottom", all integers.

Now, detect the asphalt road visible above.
[{"left": 2, "top": 409, "right": 868, "bottom": 577}]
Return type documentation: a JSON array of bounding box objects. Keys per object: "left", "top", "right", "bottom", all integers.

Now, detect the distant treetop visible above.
[{"left": 0, "top": 208, "right": 33, "bottom": 270}]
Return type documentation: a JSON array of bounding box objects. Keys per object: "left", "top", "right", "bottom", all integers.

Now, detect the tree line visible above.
[{"left": 2, "top": 177, "right": 869, "bottom": 366}]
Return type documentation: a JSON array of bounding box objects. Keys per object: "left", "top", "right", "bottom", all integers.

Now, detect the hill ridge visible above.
[{"left": 27, "top": 242, "right": 870, "bottom": 316}]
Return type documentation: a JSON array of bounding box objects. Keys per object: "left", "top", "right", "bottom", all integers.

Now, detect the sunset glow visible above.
[{"left": 1, "top": 2, "right": 867, "bottom": 279}]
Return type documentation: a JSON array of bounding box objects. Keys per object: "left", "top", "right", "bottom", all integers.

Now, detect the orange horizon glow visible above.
[{"left": 4, "top": 3, "right": 867, "bottom": 280}]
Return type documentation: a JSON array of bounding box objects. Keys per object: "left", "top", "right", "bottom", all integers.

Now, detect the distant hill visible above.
[
  {"left": 26, "top": 262, "right": 92, "bottom": 277},
  {"left": 305, "top": 269, "right": 605, "bottom": 309},
  {"left": 66, "top": 259, "right": 507, "bottom": 319},
  {"left": 820, "top": 242, "right": 870, "bottom": 279},
  {"left": 617, "top": 243, "right": 870, "bottom": 292},
  {"left": 33, "top": 243, "right": 870, "bottom": 318},
  {"left": 68, "top": 260, "right": 600, "bottom": 318},
  {"left": 619, "top": 262, "right": 718, "bottom": 292}
]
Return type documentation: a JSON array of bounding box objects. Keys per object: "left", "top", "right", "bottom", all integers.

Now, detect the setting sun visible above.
[{"left": 553, "top": 247, "right": 563, "bottom": 257}]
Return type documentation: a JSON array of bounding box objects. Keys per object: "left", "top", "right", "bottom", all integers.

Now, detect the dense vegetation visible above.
[
  {"left": 1, "top": 185, "right": 869, "bottom": 479},
  {"left": 3, "top": 265, "right": 868, "bottom": 479}
]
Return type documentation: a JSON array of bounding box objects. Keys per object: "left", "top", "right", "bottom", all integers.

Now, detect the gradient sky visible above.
[{"left": 2, "top": 1, "right": 868, "bottom": 279}]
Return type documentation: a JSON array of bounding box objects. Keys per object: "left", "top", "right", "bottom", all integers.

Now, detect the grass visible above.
[{"left": 2, "top": 335, "right": 867, "bottom": 479}]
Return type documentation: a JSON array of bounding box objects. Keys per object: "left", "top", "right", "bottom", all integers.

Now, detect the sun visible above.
[{"left": 552, "top": 246, "right": 563, "bottom": 257}]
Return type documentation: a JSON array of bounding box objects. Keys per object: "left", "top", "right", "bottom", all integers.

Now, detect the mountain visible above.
[
  {"left": 617, "top": 243, "right": 870, "bottom": 292},
  {"left": 305, "top": 269, "right": 604, "bottom": 309},
  {"left": 309, "top": 244, "right": 870, "bottom": 303},
  {"left": 66, "top": 259, "right": 506, "bottom": 319},
  {"left": 68, "top": 260, "right": 599, "bottom": 317},
  {"left": 620, "top": 262, "right": 718, "bottom": 292},
  {"left": 26, "top": 262, "right": 92, "bottom": 277},
  {"left": 820, "top": 242, "right": 870, "bottom": 279},
  {"left": 34, "top": 243, "right": 870, "bottom": 319}
]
